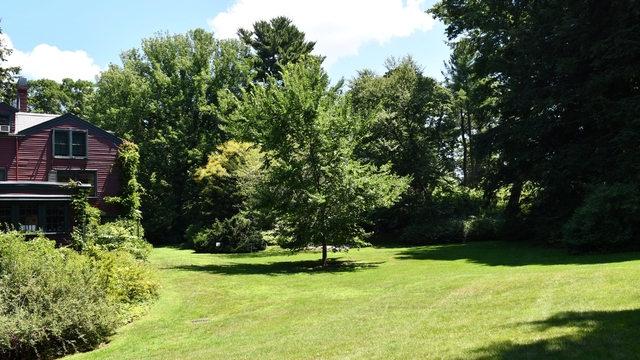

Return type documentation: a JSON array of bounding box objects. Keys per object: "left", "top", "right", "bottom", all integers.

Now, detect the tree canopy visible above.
[
  {"left": 89, "top": 29, "right": 253, "bottom": 242},
  {"left": 27, "top": 78, "right": 94, "bottom": 116},
  {"left": 4, "top": 11, "right": 631, "bottom": 253},
  {"left": 0, "top": 22, "right": 20, "bottom": 104},
  {"left": 238, "top": 16, "right": 318, "bottom": 82},
  {"left": 226, "top": 56, "right": 409, "bottom": 265},
  {"left": 430, "top": 0, "right": 640, "bottom": 247}
]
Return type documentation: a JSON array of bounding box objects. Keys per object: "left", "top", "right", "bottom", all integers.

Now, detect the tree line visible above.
[{"left": 2, "top": 2, "right": 639, "bottom": 256}]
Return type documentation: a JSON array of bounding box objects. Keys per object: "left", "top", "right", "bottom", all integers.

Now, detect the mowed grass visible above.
[{"left": 67, "top": 241, "right": 640, "bottom": 359}]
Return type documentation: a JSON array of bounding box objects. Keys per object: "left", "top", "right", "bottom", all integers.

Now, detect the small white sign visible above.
[{"left": 216, "top": 242, "right": 221, "bottom": 247}]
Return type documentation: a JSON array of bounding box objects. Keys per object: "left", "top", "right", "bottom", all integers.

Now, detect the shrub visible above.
[
  {"left": 74, "top": 219, "right": 152, "bottom": 261},
  {"left": 184, "top": 222, "right": 203, "bottom": 248},
  {"left": 0, "top": 232, "right": 119, "bottom": 359},
  {"left": 193, "top": 213, "right": 266, "bottom": 253},
  {"left": 91, "top": 219, "right": 151, "bottom": 260},
  {"left": 400, "top": 219, "right": 465, "bottom": 245},
  {"left": 464, "top": 216, "right": 498, "bottom": 242},
  {"left": 86, "top": 247, "right": 159, "bottom": 323},
  {"left": 0, "top": 228, "right": 159, "bottom": 359},
  {"left": 562, "top": 183, "right": 640, "bottom": 252}
]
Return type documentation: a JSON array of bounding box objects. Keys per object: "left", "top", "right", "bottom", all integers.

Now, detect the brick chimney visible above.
[{"left": 17, "top": 77, "right": 28, "bottom": 112}]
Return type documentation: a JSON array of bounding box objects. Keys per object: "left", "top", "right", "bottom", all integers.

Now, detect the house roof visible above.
[
  {"left": 18, "top": 113, "right": 123, "bottom": 145},
  {"left": 15, "top": 112, "right": 58, "bottom": 132},
  {"left": 0, "top": 194, "right": 73, "bottom": 201},
  {"left": 0, "top": 102, "right": 18, "bottom": 113}
]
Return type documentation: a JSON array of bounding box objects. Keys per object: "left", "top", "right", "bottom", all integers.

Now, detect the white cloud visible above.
[
  {"left": 208, "top": 0, "right": 435, "bottom": 68},
  {"left": 1, "top": 33, "right": 101, "bottom": 82}
]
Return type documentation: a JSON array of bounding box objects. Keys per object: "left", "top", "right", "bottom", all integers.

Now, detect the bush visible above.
[
  {"left": 0, "top": 232, "right": 119, "bottom": 359},
  {"left": 400, "top": 219, "right": 465, "bottom": 245},
  {"left": 184, "top": 222, "right": 203, "bottom": 248},
  {"left": 86, "top": 247, "right": 159, "bottom": 323},
  {"left": 0, "top": 228, "right": 159, "bottom": 359},
  {"left": 464, "top": 216, "right": 498, "bottom": 242},
  {"left": 74, "top": 219, "right": 152, "bottom": 260},
  {"left": 193, "top": 213, "right": 266, "bottom": 253},
  {"left": 562, "top": 183, "right": 640, "bottom": 252}
]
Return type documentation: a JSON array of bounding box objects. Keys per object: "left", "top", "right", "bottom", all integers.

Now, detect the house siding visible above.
[
  {"left": 0, "top": 137, "right": 17, "bottom": 180},
  {"left": 16, "top": 119, "right": 121, "bottom": 214}
]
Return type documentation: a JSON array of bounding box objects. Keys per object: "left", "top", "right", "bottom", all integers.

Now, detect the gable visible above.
[
  {"left": 18, "top": 113, "right": 122, "bottom": 145},
  {"left": 0, "top": 102, "right": 18, "bottom": 133},
  {"left": 0, "top": 102, "right": 18, "bottom": 113}
]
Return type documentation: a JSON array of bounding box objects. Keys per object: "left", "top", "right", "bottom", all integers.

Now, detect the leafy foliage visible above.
[
  {"left": 238, "top": 16, "right": 317, "bottom": 83},
  {"left": 84, "top": 219, "right": 152, "bottom": 260},
  {"left": 106, "top": 140, "right": 143, "bottom": 220},
  {"left": 227, "top": 56, "right": 409, "bottom": 265},
  {"left": 192, "top": 213, "right": 266, "bottom": 253},
  {"left": 89, "top": 29, "right": 252, "bottom": 243},
  {"left": 0, "top": 22, "right": 20, "bottom": 104},
  {"left": 350, "top": 56, "right": 456, "bottom": 199},
  {"left": 431, "top": 0, "right": 640, "bottom": 246},
  {"left": 562, "top": 184, "right": 640, "bottom": 253},
  {"left": 27, "top": 78, "right": 95, "bottom": 116},
  {"left": 193, "top": 140, "right": 264, "bottom": 226},
  {"left": 349, "top": 56, "right": 488, "bottom": 240},
  {"left": 0, "top": 233, "right": 118, "bottom": 359},
  {"left": 0, "top": 227, "right": 157, "bottom": 358}
]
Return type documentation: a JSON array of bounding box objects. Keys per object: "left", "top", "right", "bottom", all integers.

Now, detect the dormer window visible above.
[
  {"left": 52, "top": 129, "right": 88, "bottom": 158},
  {"left": 0, "top": 113, "right": 10, "bottom": 133}
]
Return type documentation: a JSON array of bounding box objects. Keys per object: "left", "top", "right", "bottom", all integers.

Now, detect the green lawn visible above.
[{"left": 67, "top": 241, "right": 640, "bottom": 359}]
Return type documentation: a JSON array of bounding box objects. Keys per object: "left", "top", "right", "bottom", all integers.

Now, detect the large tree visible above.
[
  {"left": 349, "top": 57, "right": 464, "bottom": 236},
  {"left": 350, "top": 56, "right": 456, "bottom": 199},
  {"left": 226, "top": 56, "right": 409, "bottom": 266},
  {"left": 89, "top": 29, "right": 252, "bottom": 243},
  {"left": 27, "top": 78, "right": 94, "bottom": 116},
  {"left": 0, "top": 22, "right": 20, "bottom": 104},
  {"left": 430, "top": 0, "right": 640, "bottom": 243},
  {"left": 237, "top": 16, "right": 317, "bottom": 83},
  {"left": 442, "top": 39, "right": 498, "bottom": 189}
]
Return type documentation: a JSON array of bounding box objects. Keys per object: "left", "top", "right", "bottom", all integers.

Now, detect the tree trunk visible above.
[
  {"left": 322, "top": 236, "right": 328, "bottom": 267},
  {"left": 467, "top": 111, "right": 475, "bottom": 188},
  {"left": 460, "top": 109, "right": 468, "bottom": 187},
  {"left": 505, "top": 172, "right": 523, "bottom": 218}
]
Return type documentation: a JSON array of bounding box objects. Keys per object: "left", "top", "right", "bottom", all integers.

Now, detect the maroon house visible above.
[{"left": 0, "top": 82, "right": 122, "bottom": 242}]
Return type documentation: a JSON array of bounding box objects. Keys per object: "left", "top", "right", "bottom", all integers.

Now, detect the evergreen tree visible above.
[{"left": 238, "top": 16, "right": 318, "bottom": 83}]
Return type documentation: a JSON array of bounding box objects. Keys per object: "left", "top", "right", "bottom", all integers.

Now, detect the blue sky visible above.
[{"left": 1, "top": 0, "right": 451, "bottom": 85}]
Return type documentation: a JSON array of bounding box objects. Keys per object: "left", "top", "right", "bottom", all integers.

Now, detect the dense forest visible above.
[{"left": 3, "top": 0, "right": 640, "bottom": 255}]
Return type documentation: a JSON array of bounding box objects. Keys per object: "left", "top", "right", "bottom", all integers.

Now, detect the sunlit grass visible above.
[{"left": 67, "top": 241, "right": 640, "bottom": 359}]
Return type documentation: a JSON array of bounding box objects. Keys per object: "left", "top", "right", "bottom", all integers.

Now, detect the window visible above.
[
  {"left": 57, "top": 170, "right": 97, "bottom": 197},
  {"left": 0, "top": 112, "right": 12, "bottom": 133},
  {"left": 1, "top": 203, "right": 68, "bottom": 234},
  {"left": 53, "top": 129, "right": 87, "bottom": 158},
  {"left": 19, "top": 203, "right": 39, "bottom": 232},
  {"left": 0, "top": 168, "right": 6, "bottom": 181},
  {"left": 0, "top": 113, "right": 9, "bottom": 126},
  {"left": 0, "top": 113, "right": 10, "bottom": 132},
  {"left": 45, "top": 203, "right": 66, "bottom": 233},
  {"left": 72, "top": 131, "right": 87, "bottom": 156}
]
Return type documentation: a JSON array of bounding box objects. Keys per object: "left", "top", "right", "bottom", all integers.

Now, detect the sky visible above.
[{"left": 1, "top": 0, "right": 452, "bottom": 85}]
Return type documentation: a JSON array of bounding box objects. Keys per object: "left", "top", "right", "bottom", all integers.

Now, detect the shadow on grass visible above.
[
  {"left": 153, "top": 245, "right": 296, "bottom": 258},
  {"left": 214, "top": 248, "right": 295, "bottom": 259},
  {"left": 368, "top": 234, "right": 412, "bottom": 249},
  {"left": 170, "top": 259, "right": 384, "bottom": 276},
  {"left": 395, "top": 241, "right": 640, "bottom": 266},
  {"left": 473, "top": 309, "right": 640, "bottom": 359}
]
